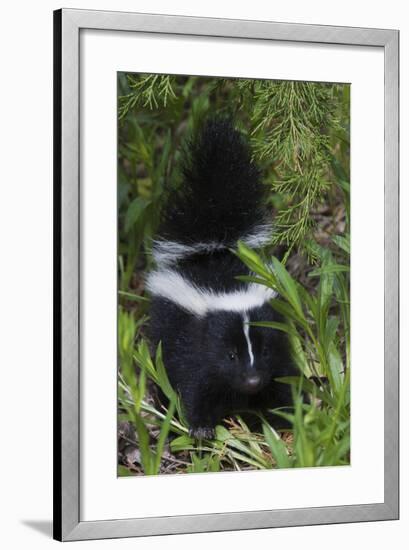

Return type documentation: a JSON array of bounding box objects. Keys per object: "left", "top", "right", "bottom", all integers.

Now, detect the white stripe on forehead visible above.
[
  {"left": 243, "top": 313, "right": 254, "bottom": 366},
  {"left": 146, "top": 268, "right": 277, "bottom": 317}
]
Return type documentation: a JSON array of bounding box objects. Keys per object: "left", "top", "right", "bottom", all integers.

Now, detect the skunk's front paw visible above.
[{"left": 189, "top": 426, "right": 215, "bottom": 440}]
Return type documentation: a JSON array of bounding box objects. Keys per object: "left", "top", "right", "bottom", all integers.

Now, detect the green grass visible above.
[{"left": 117, "top": 72, "right": 350, "bottom": 476}]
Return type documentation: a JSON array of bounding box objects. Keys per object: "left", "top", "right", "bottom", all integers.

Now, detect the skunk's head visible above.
[{"left": 203, "top": 305, "right": 291, "bottom": 395}]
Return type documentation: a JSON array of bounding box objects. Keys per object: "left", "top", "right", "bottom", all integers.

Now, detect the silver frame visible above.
[{"left": 54, "top": 8, "right": 399, "bottom": 541}]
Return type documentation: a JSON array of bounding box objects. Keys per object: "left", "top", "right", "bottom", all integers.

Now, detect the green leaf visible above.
[
  {"left": 117, "top": 465, "right": 136, "bottom": 477},
  {"left": 118, "top": 290, "right": 150, "bottom": 303},
  {"left": 250, "top": 321, "right": 298, "bottom": 337},
  {"left": 189, "top": 453, "right": 206, "bottom": 473},
  {"left": 317, "top": 251, "right": 335, "bottom": 346},
  {"left": 134, "top": 367, "right": 146, "bottom": 413},
  {"left": 269, "top": 298, "right": 308, "bottom": 329},
  {"left": 327, "top": 343, "right": 343, "bottom": 392},
  {"left": 293, "top": 398, "right": 315, "bottom": 468},
  {"left": 318, "top": 252, "right": 334, "bottom": 311},
  {"left": 308, "top": 264, "right": 349, "bottom": 277},
  {"left": 154, "top": 129, "right": 172, "bottom": 181},
  {"left": 276, "top": 376, "right": 335, "bottom": 407},
  {"left": 215, "top": 426, "right": 268, "bottom": 467},
  {"left": 235, "top": 242, "right": 271, "bottom": 278},
  {"left": 262, "top": 422, "right": 291, "bottom": 468},
  {"left": 288, "top": 330, "right": 312, "bottom": 377},
  {"left": 215, "top": 425, "right": 232, "bottom": 442},
  {"left": 134, "top": 340, "right": 157, "bottom": 382},
  {"left": 207, "top": 454, "right": 221, "bottom": 472},
  {"left": 153, "top": 398, "right": 176, "bottom": 473},
  {"left": 133, "top": 414, "right": 154, "bottom": 475},
  {"left": 297, "top": 285, "right": 318, "bottom": 319},
  {"left": 235, "top": 275, "right": 274, "bottom": 289},
  {"left": 170, "top": 434, "right": 195, "bottom": 452},
  {"left": 332, "top": 235, "right": 350, "bottom": 254},
  {"left": 155, "top": 342, "right": 177, "bottom": 401},
  {"left": 271, "top": 258, "right": 304, "bottom": 318},
  {"left": 124, "top": 197, "right": 150, "bottom": 233}
]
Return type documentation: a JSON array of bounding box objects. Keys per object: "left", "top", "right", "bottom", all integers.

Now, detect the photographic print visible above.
[
  {"left": 117, "top": 73, "right": 350, "bottom": 476},
  {"left": 54, "top": 10, "right": 399, "bottom": 539}
]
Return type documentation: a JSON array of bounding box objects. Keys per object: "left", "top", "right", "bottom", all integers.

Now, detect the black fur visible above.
[
  {"left": 159, "top": 117, "right": 266, "bottom": 247},
  {"left": 148, "top": 118, "right": 297, "bottom": 439}
]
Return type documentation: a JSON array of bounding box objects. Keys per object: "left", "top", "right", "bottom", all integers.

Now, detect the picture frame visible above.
[{"left": 53, "top": 7, "right": 399, "bottom": 541}]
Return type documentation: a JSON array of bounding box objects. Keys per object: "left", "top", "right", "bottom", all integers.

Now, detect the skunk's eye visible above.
[{"left": 228, "top": 351, "right": 237, "bottom": 361}]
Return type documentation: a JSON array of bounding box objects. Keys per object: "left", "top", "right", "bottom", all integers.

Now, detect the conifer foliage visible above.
[{"left": 248, "top": 80, "right": 343, "bottom": 256}]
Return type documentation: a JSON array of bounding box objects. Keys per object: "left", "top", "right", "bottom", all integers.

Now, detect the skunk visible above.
[{"left": 147, "top": 118, "right": 296, "bottom": 439}]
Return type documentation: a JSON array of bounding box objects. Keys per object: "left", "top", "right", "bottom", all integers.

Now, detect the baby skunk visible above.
[{"left": 147, "top": 118, "right": 296, "bottom": 439}]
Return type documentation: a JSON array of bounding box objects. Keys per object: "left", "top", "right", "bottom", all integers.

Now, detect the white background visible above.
[
  {"left": 81, "top": 31, "right": 384, "bottom": 520},
  {"left": 0, "top": 0, "right": 407, "bottom": 548}
]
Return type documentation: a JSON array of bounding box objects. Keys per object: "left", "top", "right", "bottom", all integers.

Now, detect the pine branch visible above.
[
  {"left": 118, "top": 74, "right": 177, "bottom": 120},
  {"left": 247, "top": 80, "right": 343, "bottom": 258}
]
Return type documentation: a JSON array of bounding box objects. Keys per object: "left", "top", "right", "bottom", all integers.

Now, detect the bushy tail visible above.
[{"left": 153, "top": 118, "right": 270, "bottom": 265}]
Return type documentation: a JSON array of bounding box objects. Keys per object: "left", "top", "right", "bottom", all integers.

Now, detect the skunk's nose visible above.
[{"left": 242, "top": 374, "right": 262, "bottom": 393}]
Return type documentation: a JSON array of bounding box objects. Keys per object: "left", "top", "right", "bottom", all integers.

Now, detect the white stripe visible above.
[
  {"left": 151, "top": 240, "right": 202, "bottom": 266},
  {"left": 241, "top": 224, "right": 272, "bottom": 249},
  {"left": 243, "top": 313, "right": 254, "bottom": 366},
  {"left": 151, "top": 225, "right": 271, "bottom": 266},
  {"left": 146, "top": 268, "right": 277, "bottom": 317},
  {"left": 152, "top": 240, "right": 223, "bottom": 266}
]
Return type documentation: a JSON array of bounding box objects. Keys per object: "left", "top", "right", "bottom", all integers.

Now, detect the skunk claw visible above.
[{"left": 189, "top": 426, "right": 215, "bottom": 440}]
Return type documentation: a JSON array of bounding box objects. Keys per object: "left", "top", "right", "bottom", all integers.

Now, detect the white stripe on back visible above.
[
  {"left": 151, "top": 225, "right": 272, "bottom": 266},
  {"left": 146, "top": 268, "right": 276, "bottom": 317}
]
